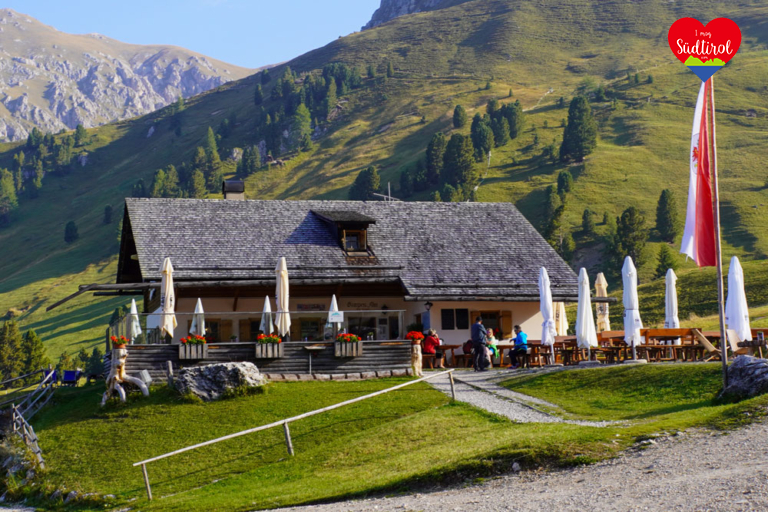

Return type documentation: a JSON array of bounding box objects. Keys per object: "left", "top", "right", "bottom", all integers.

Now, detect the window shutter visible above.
[
  {"left": 221, "top": 320, "right": 233, "bottom": 342},
  {"left": 239, "top": 320, "right": 251, "bottom": 341},
  {"left": 500, "top": 311, "right": 513, "bottom": 339}
]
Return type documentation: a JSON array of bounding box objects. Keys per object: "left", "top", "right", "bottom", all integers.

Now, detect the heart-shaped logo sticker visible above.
[{"left": 668, "top": 18, "right": 741, "bottom": 81}]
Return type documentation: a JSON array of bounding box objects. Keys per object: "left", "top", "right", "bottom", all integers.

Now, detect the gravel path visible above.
[
  {"left": 270, "top": 419, "right": 768, "bottom": 512},
  {"left": 428, "top": 369, "right": 614, "bottom": 426}
]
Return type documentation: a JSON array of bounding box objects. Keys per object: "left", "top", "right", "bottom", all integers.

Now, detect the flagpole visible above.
[{"left": 709, "top": 76, "right": 728, "bottom": 389}]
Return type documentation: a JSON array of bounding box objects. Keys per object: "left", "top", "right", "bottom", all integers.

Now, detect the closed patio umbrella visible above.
[
  {"left": 275, "top": 257, "right": 291, "bottom": 338},
  {"left": 127, "top": 298, "right": 142, "bottom": 344},
  {"left": 160, "top": 257, "right": 177, "bottom": 338},
  {"left": 576, "top": 268, "right": 598, "bottom": 359},
  {"left": 190, "top": 298, "right": 206, "bottom": 336},
  {"left": 595, "top": 273, "right": 610, "bottom": 332},
  {"left": 327, "top": 294, "right": 342, "bottom": 335},
  {"left": 622, "top": 256, "right": 643, "bottom": 360},
  {"left": 259, "top": 296, "right": 274, "bottom": 335},
  {"left": 725, "top": 256, "right": 752, "bottom": 342},
  {"left": 554, "top": 301, "right": 569, "bottom": 336},
  {"left": 539, "top": 268, "right": 557, "bottom": 364},
  {"left": 665, "top": 269, "right": 681, "bottom": 345}
]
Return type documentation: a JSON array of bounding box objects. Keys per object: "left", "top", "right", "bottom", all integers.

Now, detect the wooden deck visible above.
[{"left": 112, "top": 341, "right": 413, "bottom": 381}]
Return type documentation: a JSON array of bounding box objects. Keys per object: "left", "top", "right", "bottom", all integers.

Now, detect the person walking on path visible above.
[
  {"left": 471, "top": 316, "right": 489, "bottom": 371},
  {"left": 509, "top": 325, "right": 528, "bottom": 368}
]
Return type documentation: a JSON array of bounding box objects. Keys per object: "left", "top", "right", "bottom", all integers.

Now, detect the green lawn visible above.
[{"left": 12, "top": 365, "right": 767, "bottom": 511}]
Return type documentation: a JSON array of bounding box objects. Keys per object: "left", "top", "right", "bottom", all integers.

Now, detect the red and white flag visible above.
[{"left": 680, "top": 80, "right": 716, "bottom": 267}]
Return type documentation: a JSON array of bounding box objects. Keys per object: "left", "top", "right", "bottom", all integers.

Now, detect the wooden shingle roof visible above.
[{"left": 121, "top": 198, "right": 579, "bottom": 300}]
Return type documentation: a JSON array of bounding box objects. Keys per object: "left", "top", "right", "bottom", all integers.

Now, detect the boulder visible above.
[
  {"left": 175, "top": 363, "right": 267, "bottom": 401},
  {"left": 722, "top": 356, "right": 768, "bottom": 398}
]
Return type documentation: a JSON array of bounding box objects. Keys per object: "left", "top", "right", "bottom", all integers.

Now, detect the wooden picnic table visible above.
[{"left": 438, "top": 344, "right": 461, "bottom": 367}]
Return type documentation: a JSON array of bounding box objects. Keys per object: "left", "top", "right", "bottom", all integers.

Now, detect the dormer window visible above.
[{"left": 312, "top": 210, "right": 376, "bottom": 256}]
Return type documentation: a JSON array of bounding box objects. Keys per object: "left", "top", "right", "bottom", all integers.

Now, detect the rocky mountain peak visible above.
[
  {"left": 362, "top": 0, "right": 472, "bottom": 30},
  {"left": 0, "top": 10, "right": 254, "bottom": 141}
]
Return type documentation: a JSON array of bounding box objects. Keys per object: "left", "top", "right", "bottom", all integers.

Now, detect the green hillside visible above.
[{"left": 2, "top": 0, "right": 768, "bottom": 360}]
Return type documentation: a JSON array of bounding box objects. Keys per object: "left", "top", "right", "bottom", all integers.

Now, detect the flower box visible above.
[
  {"left": 255, "top": 343, "right": 284, "bottom": 359},
  {"left": 179, "top": 344, "right": 208, "bottom": 360},
  {"left": 334, "top": 341, "right": 363, "bottom": 358}
]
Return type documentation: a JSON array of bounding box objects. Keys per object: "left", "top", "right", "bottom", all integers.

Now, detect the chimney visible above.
[{"left": 222, "top": 180, "right": 245, "bottom": 200}]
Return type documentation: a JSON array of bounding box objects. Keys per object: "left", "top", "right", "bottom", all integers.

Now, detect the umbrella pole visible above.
[
  {"left": 710, "top": 77, "right": 728, "bottom": 389},
  {"left": 631, "top": 342, "right": 637, "bottom": 361}
]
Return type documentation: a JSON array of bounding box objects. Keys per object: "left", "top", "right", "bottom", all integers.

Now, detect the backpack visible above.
[{"left": 462, "top": 340, "right": 474, "bottom": 354}]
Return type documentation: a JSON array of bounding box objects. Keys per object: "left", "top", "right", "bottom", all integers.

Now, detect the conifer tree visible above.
[
  {"left": 150, "top": 169, "right": 166, "bottom": 198},
  {"left": 386, "top": 61, "right": 394, "bottom": 78},
  {"left": 582, "top": 208, "right": 595, "bottom": 235},
  {"left": 86, "top": 347, "right": 104, "bottom": 378},
  {"left": 204, "top": 128, "right": 223, "bottom": 191},
  {"left": 56, "top": 351, "right": 75, "bottom": 374},
  {"left": 431, "top": 191, "right": 441, "bottom": 202},
  {"left": 442, "top": 134, "right": 476, "bottom": 189},
  {"left": 21, "top": 330, "right": 49, "bottom": 384},
  {"left": 656, "top": 244, "right": 678, "bottom": 279},
  {"left": 131, "top": 179, "right": 147, "bottom": 198},
  {"left": 453, "top": 105, "right": 468, "bottom": 129},
  {"left": 655, "top": 189, "right": 679, "bottom": 242},
  {"left": 164, "top": 165, "right": 181, "bottom": 198},
  {"left": 545, "top": 185, "right": 561, "bottom": 219},
  {"left": 560, "top": 96, "right": 597, "bottom": 162},
  {"left": 74, "top": 124, "right": 87, "bottom": 146},
  {"left": 367, "top": 64, "right": 376, "bottom": 79},
  {"left": 613, "top": 206, "right": 648, "bottom": 269},
  {"left": 0, "top": 322, "right": 23, "bottom": 381},
  {"left": 486, "top": 99, "right": 499, "bottom": 116},
  {"left": 254, "top": 84, "right": 264, "bottom": 106},
  {"left": 426, "top": 132, "right": 447, "bottom": 185},
  {"left": 76, "top": 348, "right": 90, "bottom": 370},
  {"left": 12, "top": 152, "right": 24, "bottom": 192},
  {"left": 399, "top": 169, "right": 413, "bottom": 198},
  {"left": 0, "top": 169, "right": 18, "bottom": 222},
  {"left": 502, "top": 100, "right": 525, "bottom": 139},
  {"left": 103, "top": 205, "right": 113, "bottom": 225},
  {"left": 557, "top": 170, "right": 573, "bottom": 198},
  {"left": 189, "top": 169, "right": 207, "bottom": 198},
  {"left": 323, "top": 79, "right": 337, "bottom": 120},
  {"left": 291, "top": 104, "right": 313, "bottom": 151},
  {"left": 64, "top": 221, "right": 79, "bottom": 244},
  {"left": 470, "top": 114, "right": 494, "bottom": 161},
  {"left": 349, "top": 166, "right": 380, "bottom": 200},
  {"left": 261, "top": 69, "right": 271, "bottom": 85},
  {"left": 412, "top": 159, "right": 428, "bottom": 192},
  {"left": 544, "top": 205, "right": 565, "bottom": 246},
  {"left": 491, "top": 117, "right": 510, "bottom": 147}
]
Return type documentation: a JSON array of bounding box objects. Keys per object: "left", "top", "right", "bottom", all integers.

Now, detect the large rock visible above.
[
  {"left": 362, "top": 0, "right": 470, "bottom": 30},
  {"left": 722, "top": 356, "right": 768, "bottom": 398},
  {"left": 175, "top": 363, "right": 268, "bottom": 401}
]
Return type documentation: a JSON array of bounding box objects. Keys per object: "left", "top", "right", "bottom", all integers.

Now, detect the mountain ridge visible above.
[{"left": 0, "top": 8, "right": 255, "bottom": 141}]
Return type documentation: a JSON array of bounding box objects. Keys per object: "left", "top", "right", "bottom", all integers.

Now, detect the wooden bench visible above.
[
  {"left": 453, "top": 354, "right": 473, "bottom": 368},
  {"left": 422, "top": 354, "right": 435, "bottom": 369}
]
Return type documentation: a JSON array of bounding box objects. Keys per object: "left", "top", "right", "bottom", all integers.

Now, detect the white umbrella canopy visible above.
[
  {"left": 327, "top": 294, "right": 342, "bottom": 332},
  {"left": 665, "top": 269, "right": 681, "bottom": 345},
  {"left": 539, "top": 268, "right": 556, "bottom": 348},
  {"left": 622, "top": 256, "right": 643, "bottom": 348},
  {"left": 127, "top": 299, "right": 142, "bottom": 343},
  {"left": 576, "top": 268, "right": 598, "bottom": 349},
  {"left": 275, "top": 257, "right": 292, "bottom": 337},
  {"left": 259, "top": 296, "right": 274, "bottom": 335},
  {"left": 190, "top": 298, "right": 206, "bottom": 336},
  {"left": 554, "top": 301, "right": 569, "bottom": 336},
  {"left": 595, "top": 273, "right": 610, "bottom": 332},
  {"left": 160, "top": 257, "right": 178, "bottom": 338},
  {"left": 725, "top": 256, "right": 752, "bottom": 342}
]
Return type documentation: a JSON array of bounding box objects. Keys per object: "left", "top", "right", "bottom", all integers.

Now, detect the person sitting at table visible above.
[
  {"left": 486, "top": 329, "right": 499, "bottom": 367},
  {"left": 509, "top": 325, "right": 528, "bottom": 369},
  {"left": 422, "top": 329, "right": 445, "bottom": 369}
]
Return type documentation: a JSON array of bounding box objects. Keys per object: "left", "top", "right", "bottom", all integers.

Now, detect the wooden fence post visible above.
[
  {"left": 141, "top": 463, "right": 152, "bottom": 501},
  {"left": 448, "top": 371, "right": 456, "bottom": 401},
  {"left": 283, "top": 422, "right": 294, "bottom": 456}
]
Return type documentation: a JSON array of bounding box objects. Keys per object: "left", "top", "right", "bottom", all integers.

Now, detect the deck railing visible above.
[{"left": 133, "top": 369, "right": 456, "bottom": 501}]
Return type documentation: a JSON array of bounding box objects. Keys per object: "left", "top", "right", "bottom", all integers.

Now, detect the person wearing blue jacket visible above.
[{"left": 509, "top": 325, "right": 528, "bottom": 369}]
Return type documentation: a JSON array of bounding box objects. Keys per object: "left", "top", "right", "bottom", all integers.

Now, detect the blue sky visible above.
[{"left": 8, "top": 0, "right": 381, "bottom": 69}]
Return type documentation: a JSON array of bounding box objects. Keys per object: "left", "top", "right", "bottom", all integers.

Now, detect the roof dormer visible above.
[{"left": 312, "top": 210, "right": 376, "bottom": 256}]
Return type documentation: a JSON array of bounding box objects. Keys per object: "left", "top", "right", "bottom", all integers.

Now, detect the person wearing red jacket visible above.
[{"left": 422, "top": 329, "right": 445, "bottom": 369}]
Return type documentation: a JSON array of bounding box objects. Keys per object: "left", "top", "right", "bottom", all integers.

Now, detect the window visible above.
[
  {"left": 455, "top": 309, "right": 469, "bottom": 330},
  {"left": 441, "top": 309, "right": 455, "bottom": 330},
  {"left": 345, "top": 233, "right": 360, "bottom": 251}
]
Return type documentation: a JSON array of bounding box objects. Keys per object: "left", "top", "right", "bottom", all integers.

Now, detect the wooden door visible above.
[
  {"left": 221, "top": 320, "right": 233, "bottom": 342},
  {"left": 500, "top": 311, "right": 513, "bottom": 339},
  {"left": 239, "top": 320, "right": 251, "bottom": 342}
]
